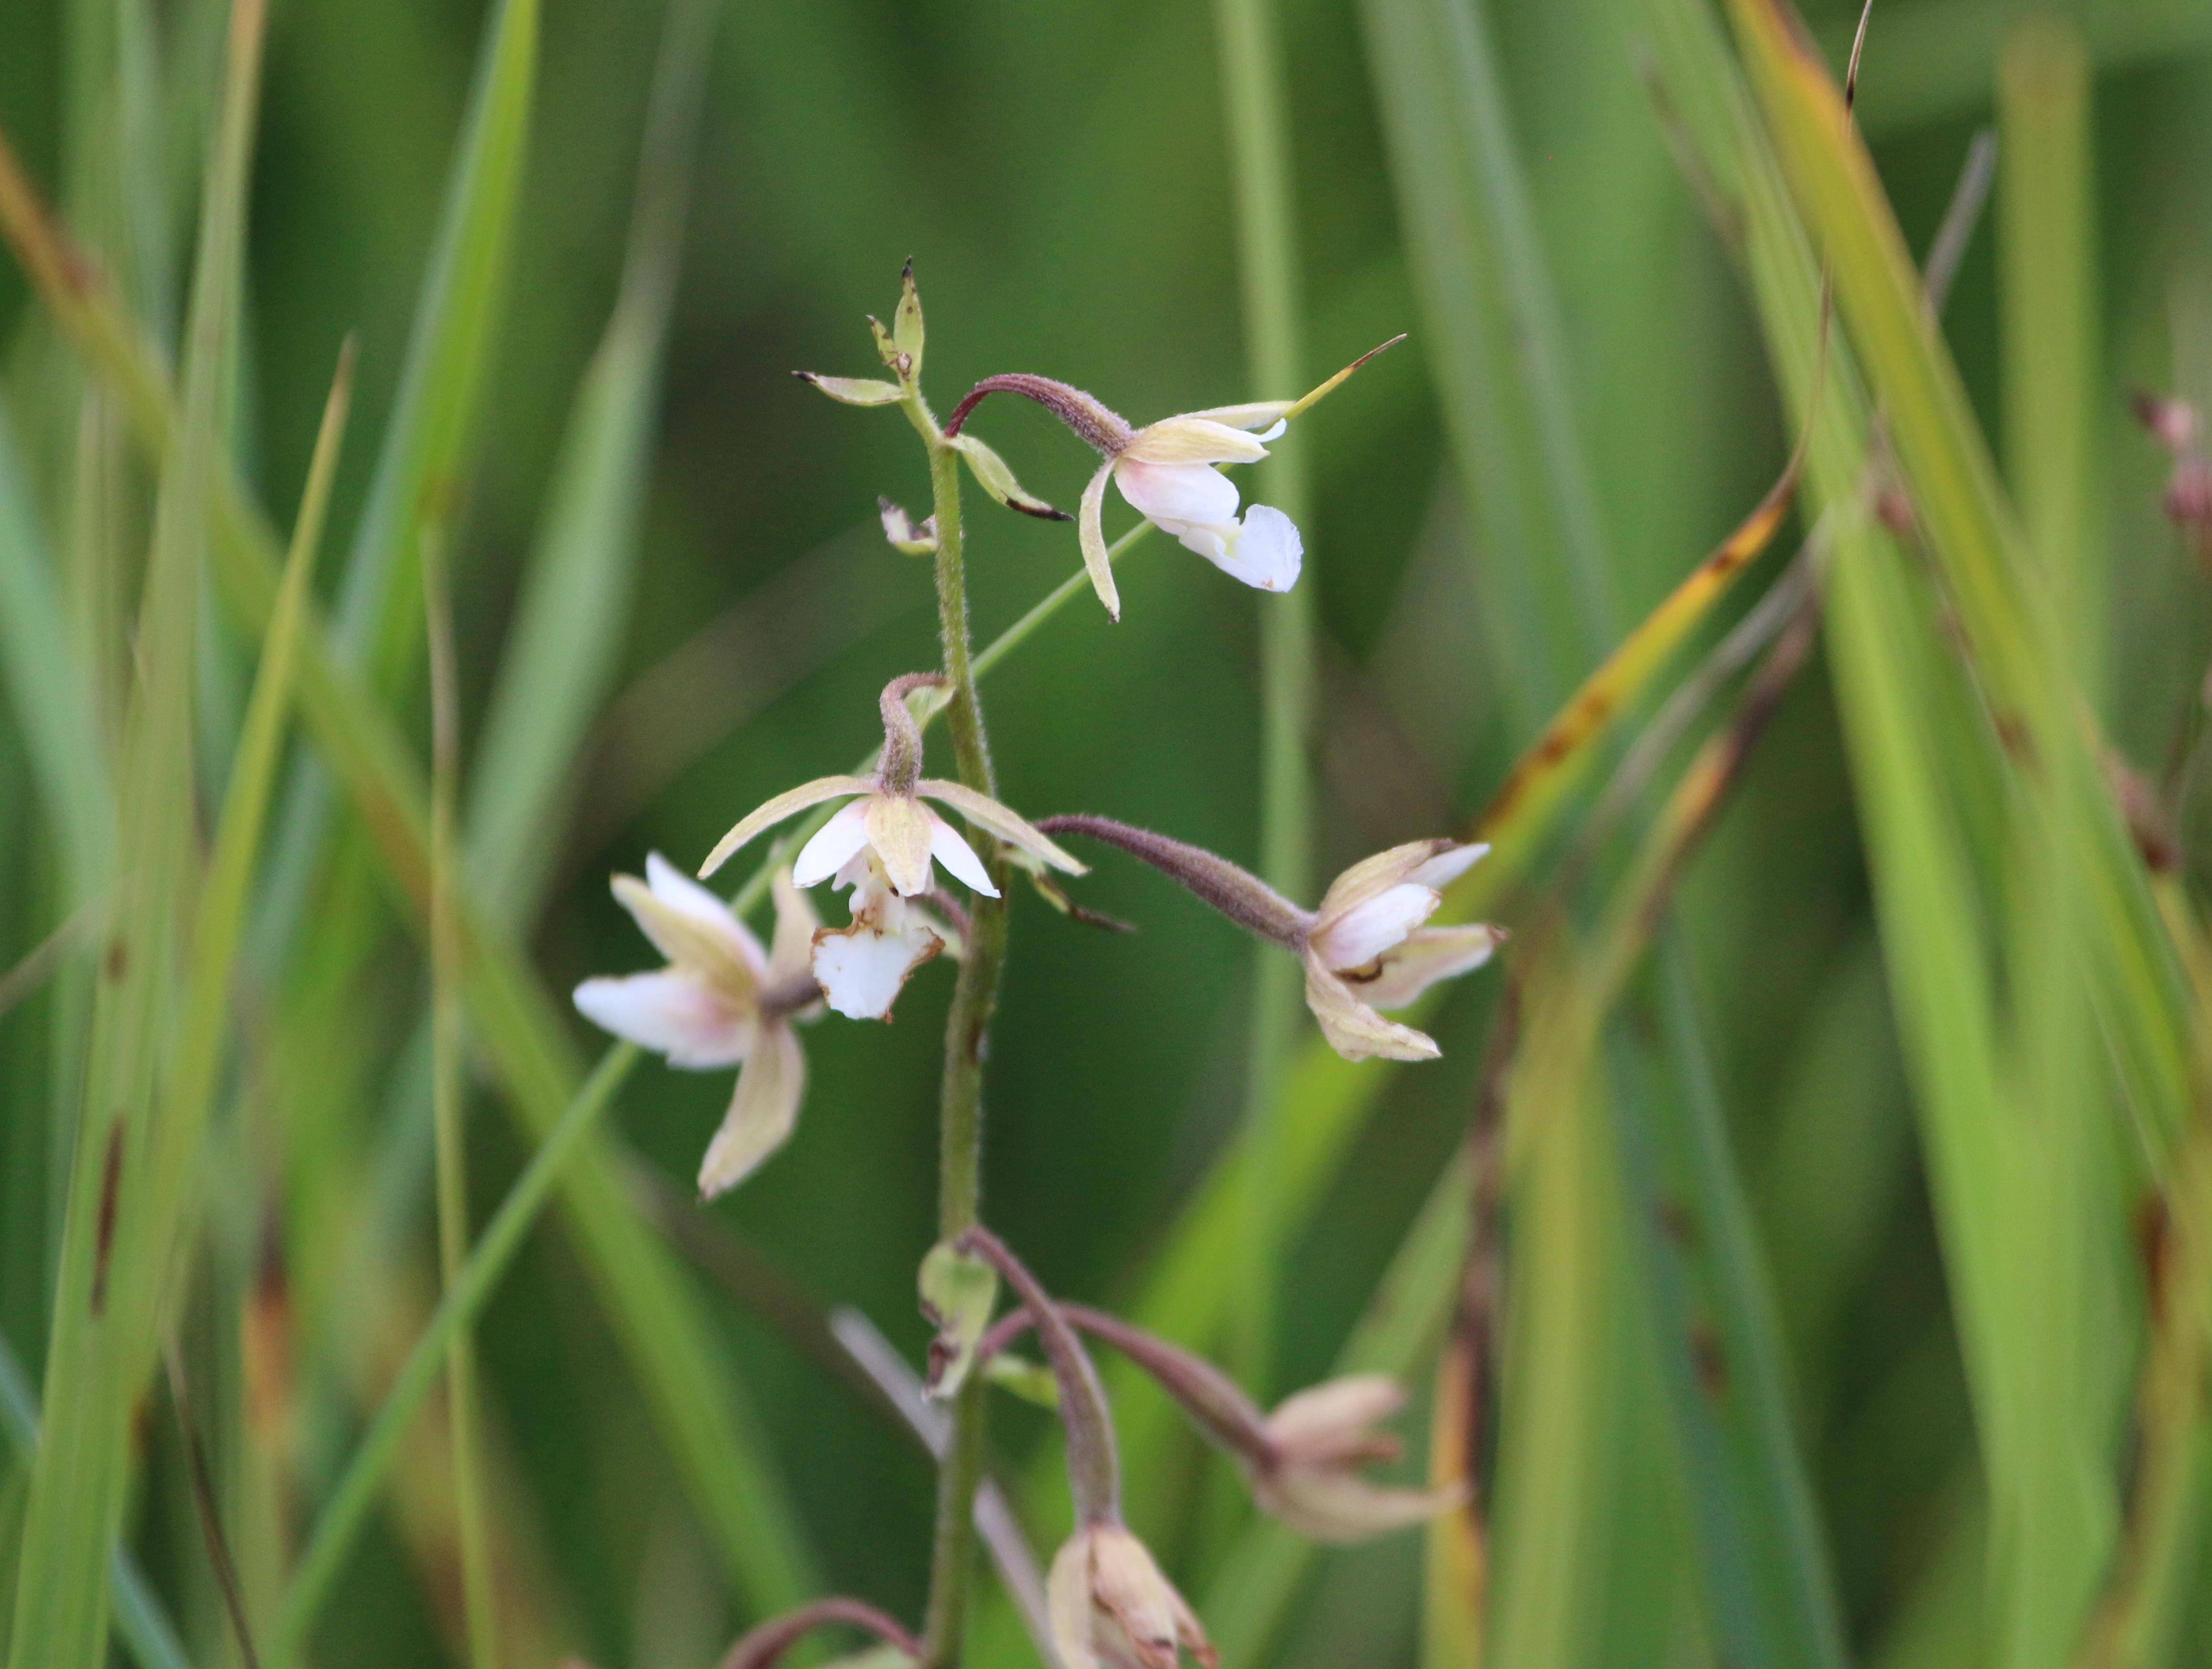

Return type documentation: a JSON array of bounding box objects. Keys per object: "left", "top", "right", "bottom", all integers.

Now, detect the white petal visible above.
[
  {"left": 645, "top": 852, "right": 766, "bottom": 974},
  {"left": 573, "top": 971, "right": 752, "bottom": 1068},
  {"left": 1409, "top": 842, "right": 1488, "bottom": 891},
  {"left": 696, "top": 1022, "right": 806, "bottom": 1198},
  {"left": 864, "top": 793, "right": 940, "bottom": 897},
  {"left": 811, "top": 919, "right": 944, "bottom": 1021},
  {"left": 928, "top": 808, "right": 999, "bottom": 897},
  {"left": 792, "top": 798, "right": 875, "bottom": 887},
  {"left": 1113, "top": 457, "right": 1241, "bottom": 529},
  {"left": 1207, "top": 504, "right": 1303, "bottom": 593},
  {"left": 1356, "top": 924, "right": 1500, "bottom": 1011},
  {"left": 1047, "top": 1537, "right": 1102, "bottom": 1669},
  {"left": 1268, "top": 1376, "right": 1405, "bottom": 1448},
  {"left": 1307, "top": 882, "right": 1439, "bottom": 971}
]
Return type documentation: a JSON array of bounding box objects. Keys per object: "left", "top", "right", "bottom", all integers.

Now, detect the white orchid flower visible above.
[
  {"left": 572, "top": 856, "right": 822, "bottom": 1198},
  {"left": 699, "top": 674, "right": 1085, "bottom": 1021},
  {"left": 1038, "top": 817, "right": 1499, "bottom": 1064},
  {"left": 1302, "top": 839, "right": 1500, "bottom": 1062},
  {"left": 939, "top": 337, "right": 1403, "bottom": 620}
]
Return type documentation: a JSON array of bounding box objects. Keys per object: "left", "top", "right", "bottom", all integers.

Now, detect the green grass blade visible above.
[
  {"left": 1356, "top": 0, "right": 1618, "bottom": 724},
  {"left": 253, "top": 0, "right": 541, "bottom": 969},
  {"left": 0, "top": 1330, "right": 189, "bottom": 1669},
  {"left": 279, "top": 1043, "right": 636, "bottom": 1647},
  {"left": 1998, "top": 20, "right": 2103, "bottom": 700},
  {"left": 0, "top": 401, "right": 112, "bottom": 903},
  {"left": 5, "top": 0, "right": 266, "bottom": 1659},
  {"left": 465, "top": 0, "right": 717, "bottom": 933}
]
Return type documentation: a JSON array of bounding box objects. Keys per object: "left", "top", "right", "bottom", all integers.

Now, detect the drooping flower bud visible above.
[
  {"left": 1047, "top": 1523, "right": 1216, "bottom": 1669},
  {"left": 1251, "top": 1375, "right": 1465, "bottom": 1543}
]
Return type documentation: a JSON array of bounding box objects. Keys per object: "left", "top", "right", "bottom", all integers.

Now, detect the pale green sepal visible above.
[
  {"left": 797, "top": 372, "right": 905, "bottom": 407},
  {"left": 893, "top": 259, "right": 924, "bottom": 380},
  {"left": 919, "top": 1242, "right": 999, "bottom": 1400},
  {"left": 984, "top": 1353, "right": 1061, "bottom": 1410},
  {"left": 950, "top": 433, "right": 1069, "bottom": 521}
]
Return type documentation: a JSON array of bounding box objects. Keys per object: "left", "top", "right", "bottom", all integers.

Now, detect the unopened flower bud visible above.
[
  {"left": 1252, "top": 1375, "right": 1464, "bottom": 1543},
  {"left": 893, "top": 258, "right": 924, "bottom": 381},
  {"left": 1047, "top": 1523, "right": 1215, "bottom": 1669}
]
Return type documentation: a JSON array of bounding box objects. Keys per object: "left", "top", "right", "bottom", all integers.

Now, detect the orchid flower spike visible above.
[
  {"left": 572, "top": 858, "right": 821, "bottom": 1197},
  {"left": 1037, "top": 818, "right": 1499, "bottom": 1062},
  {"left": 940, "top": 336, "right": 1404, "bottom": 621},
  {"left": 700, "top": 674, "right": 1086, "bottom": 1021}
]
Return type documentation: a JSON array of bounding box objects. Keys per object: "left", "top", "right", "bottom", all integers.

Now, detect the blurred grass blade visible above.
[
  {"left": 424, "top": 513, "right": 498, "bottom": 1669},
  {"left": 465, "top": 0, "right": 718, "bottom": 931},
  {"left": 0, "top": 120, "right": 824, "bottom": 1629},
  {"left": 280, "top": 1044, "right": 636, "bottom": 1647},
  {"left": 1357, "top": 0, "right": 1617, "bottom": 724},
  {"left": 1997, "top": 19, "right": 2102, "bottom": 701},
  {"left": 254, "top": 0, "right": 542, "bottom": 970},
  {"left": 0, "top": 405, "right": 113, "bottom": 904},
  {"left": 6, "top": 0, "right": 266, "bottom": 1662},
  {"left": 0, "top": 1330, "right": 189, "bottom": 1669}
]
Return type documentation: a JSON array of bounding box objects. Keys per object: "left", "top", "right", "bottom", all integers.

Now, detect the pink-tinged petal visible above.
[
  {"left": 1268, "top": 1376, "right": 1406, "bottom": 1449},
  {"left": 811, "top": 919, "right": 944, "bottom": 1021},
  {"left": 1113, "top": 457, "right": 1241, "bottom": 530},
  {"left": 1307, "top": 882, "right": 1439, "bottom": 971},
  {"left": 1303, "top": 951, "right": 1441, "bottom": 1063},
  {"left": 573, "top": 970, "right": 752, "bottom": 1068},
  {"left": 645, "top": 852, "right": 766, "bottom": 974},
  {"left": 792, "top": 798, "right": 875, "bottom": 887},
  {"left": 1255, "top": 1469, "right": 1463, "bottom": 1544},
  {"left": 696, "top": 1022, "right": 806, "bottom": 1198},
  {"left": 1353, "top": 924, "right": 1500, "bottom": 1011},
  {"left": 863, "top": 793, "right": 939, "bottom": 896},
  {"left": 926, "top": 808, "right": 999, "bottom": 897},
  {"left": 1206, "top": 505, "right": 1302, "bottom": 594},
  {"left": 1079, "top": 458, "right": 1122, "bottom": 622}
]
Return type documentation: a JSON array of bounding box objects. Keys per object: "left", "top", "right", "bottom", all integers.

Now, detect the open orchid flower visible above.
[
  {"left": 939, "top": 337, "right": 1403, "bottom": 620},
  {"left": 1301, "top": 839, "right": 1500, "bottom": 1061},
  {"left": 1037, "top": 818, "right": 1499, "bottom": 1062},
  {"left": 572, "top": 857, "right": 822, "bottom": 1197},
  {"left": 700, "top": 674, "right": 1085, "bottom": 1021}
]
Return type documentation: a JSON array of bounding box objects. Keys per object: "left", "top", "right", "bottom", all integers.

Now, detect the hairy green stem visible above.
[
  {"left": 911, "top": 405, "right": 1009, "bottom": 1666},
  {"left": 1216, "top": 0, "right": 1313, "bottom": 1392}
]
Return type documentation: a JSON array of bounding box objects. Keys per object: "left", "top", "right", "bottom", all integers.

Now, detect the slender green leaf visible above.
[{"left": 6, "top": 0, "right": 265, "bottom": 1660}]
